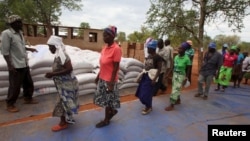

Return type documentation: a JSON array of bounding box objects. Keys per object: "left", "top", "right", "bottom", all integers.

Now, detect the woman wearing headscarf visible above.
[
  {"left": 94, "top": 25, "right": 122, "bottom": 128},
  {"left": 214, "top": 46, "right": 238, "bottom": 92},
  {"left": 135, "top": 40, "right": 162, "bottom": 115},
  {"left": 45, "top": 35, "right": 79, "bottom": 132},
  {"left": 165, "top": 42, "right": 191, "bottom": 111}
]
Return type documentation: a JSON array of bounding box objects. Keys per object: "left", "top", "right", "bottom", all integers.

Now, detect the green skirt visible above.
[{"left": 214, "top": 66, "right": 232, "bottom": 86}]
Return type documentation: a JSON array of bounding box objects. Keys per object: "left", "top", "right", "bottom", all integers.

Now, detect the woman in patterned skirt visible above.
[
  {"left": 94, "top": 25, "right": 122, "bottom": 128},
  {"left": 45, "top": 35, "right": 79, "bottom": 132},
  {"left": 165, "top": 42, "right": 191, "bottom": 111},
  {"left": 214, "top": 46, "right": 238, "bottom": 92}
]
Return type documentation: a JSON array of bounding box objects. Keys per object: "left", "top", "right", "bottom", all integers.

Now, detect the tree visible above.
[
  {"left": 117, "top": 31, "right": 126, "bottom": 43},
  {"left": 238, "top": 42, "right": 250, "bottom": 53},
  {"left": 146, "top": 0, "right": 250, "bottom": 69},
  {"left": 214, "top": 34, "right": 241, "bottom": 49},
  {"left": 0, "top": 0, "right": 82, "bottom": 36},
  {"left": 80, "top": 22, "right": 90, "bottom": 29},
  {"left": 127, "top": 26, "right": 155, "bottom": 43},
  {"left": 77, "top": 22, "right": 90, "bottom": 38}
]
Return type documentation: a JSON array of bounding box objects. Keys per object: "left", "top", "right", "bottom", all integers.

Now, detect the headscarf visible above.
[
  {"left": 230, "top": 45, "right": 237, "bottom": 51},
  {"left": 208, "top": 42, "right": 216, "bottom": 49},
  {"left": 181, "top": 42, "right": 191, "bottom": 50},
  {"left": 147, "top": 40, "right": 158, "bottom": 49},
  {"left": 8, "top": 15, "right": 22, "bottom": 24},
  {"left": 223, "top": 43, "right": 228, "bottom": 48},
  {"left": 104, "top": 25, "right": 117, "bottom": 38},
  {"left": 145, "top": 37, "right": 153, "bottom": 45},
  {"left": 186, "top": 40, "right": 193, "bottom": 46},
  {"left": 47, "top": 35, "right": 66, "bottom": 64}
]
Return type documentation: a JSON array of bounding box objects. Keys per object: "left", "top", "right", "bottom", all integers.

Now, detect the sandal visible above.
[
  {"left": 96, "top": 120, "right": 110, "bottom": 128},
  {"left": 51, "top": 124, "right": 68, "bottom": 132}
]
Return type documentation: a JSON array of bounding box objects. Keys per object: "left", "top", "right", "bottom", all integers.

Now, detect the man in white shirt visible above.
[
  {"left": 152, "top": 38, "right": 168, "bottom": 96},
  {"left": 164, "top": 39, "right": 174, "bottom": 85}
]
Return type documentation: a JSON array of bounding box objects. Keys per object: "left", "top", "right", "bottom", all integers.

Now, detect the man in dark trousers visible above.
[
  {"left": 195, "top": 42, "right": 223, "bottom": 100},
  {"left": 1, "top": 15, "right": 38, "bottom": 112}
]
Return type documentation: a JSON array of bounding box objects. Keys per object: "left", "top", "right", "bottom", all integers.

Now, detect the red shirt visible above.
[
  {"left": 223, "top": 53, "right": 238, "bottom": 67},
  {"left": 99, "top": 42, "right": 122, "bottom": 82}
]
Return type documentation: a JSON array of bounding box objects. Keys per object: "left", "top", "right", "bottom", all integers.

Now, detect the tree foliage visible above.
[
  {"left": 146, "top": 0, "right": 250, "bottom": 68},
  {"left": 127, "top": 26, "right": 156, "bottom": 43},
  {"left": 117, "top": 32, "right": 126, "bottom": 43},
  {"left": 0, "top": 0, "right": 82, "bottom": 35},
  {"left": 77, "top": 22, "right": 90, "bottom": 38},
  {"left": 214, "top": 34, "right": 241, "bottom": 48}
]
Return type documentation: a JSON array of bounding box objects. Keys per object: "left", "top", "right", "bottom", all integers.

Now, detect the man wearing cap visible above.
[
  {"left": 0, "top": 15, "right": 38, "bottom": 113},
  {"left": 194, "top": 42, "right": 223, "bottom": 100}
]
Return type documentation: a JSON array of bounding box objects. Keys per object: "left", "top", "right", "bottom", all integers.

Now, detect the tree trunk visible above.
[{"left": 197, "top": 0, "right": 206, "bottom": 71}]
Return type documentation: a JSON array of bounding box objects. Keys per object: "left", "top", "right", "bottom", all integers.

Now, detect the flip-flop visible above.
[{"left": 51, "top": 124, "right": 68, "bottom": 132}]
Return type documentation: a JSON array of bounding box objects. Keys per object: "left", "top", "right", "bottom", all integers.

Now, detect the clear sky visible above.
[{"left": 60, "top": 0, "right": 250, "bottom": 42}]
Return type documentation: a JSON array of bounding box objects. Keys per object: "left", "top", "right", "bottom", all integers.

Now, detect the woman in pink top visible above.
[
  {"left": 94, "top": 26, "right": 122, "bottom": 128},
  {"left": 214, "top": 46, "right": 238, "bottom": 92}
]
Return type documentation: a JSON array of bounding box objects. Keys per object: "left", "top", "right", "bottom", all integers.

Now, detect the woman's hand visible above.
[
  {"left": 106, "top": 82, "right": 114, "bottom": 92},
  {"left": 45, "top": 72, "right": 54, "bottom": 78},
  {"left": 182, "top": 77, "right": 188, "bottom": 86},
  {"left": 95, "top": 77, "right": 99, "bottom": 85},
  {"left": 27, "top": 48, "right": 38, "bottom": 53},
  {"left": 151, "top": 79, "right": 156, "bottom": 85}
]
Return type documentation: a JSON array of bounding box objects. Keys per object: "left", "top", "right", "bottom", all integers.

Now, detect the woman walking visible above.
[
  {"left": 135, "top": 39, "right": 162, "bottom": 115},
  {"left": 214, "top": 46, "right": 238, "bottom": 92},
  {"left": 45, "top": 35, "right": 79, "bottom": 132},
  {"left": 94, "top": 25, "right": 122, "bottom": 128},
  {"left": 165, "top": 42, "right": 191, "bottom": 111}
]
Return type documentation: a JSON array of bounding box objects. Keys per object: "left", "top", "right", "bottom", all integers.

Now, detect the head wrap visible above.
[
  {"left": 147, "top": 40, "right": 158, "bottom": 49},
  {"left": 8, "top": 15, "right": 22, "bottom": 24},
  {"left": 104, "top": 25, "right": 117, "bottom": 37},
  {"left": 145, "top": 37, "right": 153, "bottom": 45},
  {"left": 47, "top": 35, "right": 66, "bottom": 64},
  {"left": 208, "top": 42, "right": 216, "bottom": 49},
  {"left": 186, "top": 40, "right": 193, "bottom": 46},
  {"left": 181, "top": 42, "right": 191, "bottom": 50},
  {"left": 223, "top": 43, "right": 228, "bottom": 48},
  {"left": 230, "top": 45, "right": 237, "bottom": 51}
]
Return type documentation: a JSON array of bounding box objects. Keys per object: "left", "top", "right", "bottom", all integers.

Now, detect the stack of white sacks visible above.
[
  {"left": 0, "top": 55, "right": 9, "bottom": 100},
  {"left": 0, "top": 45, "right": 144, "bottom": 100},
  {"left": 119, "top": 58, "right": 144, "bottom": 89}
]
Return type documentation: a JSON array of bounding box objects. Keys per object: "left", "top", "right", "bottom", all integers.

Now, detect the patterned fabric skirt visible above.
[
  {"left": 52, "top": 74, "right": 79, "bottom": 123},
  {"left": 214, "top": 66, "right": 232, "bottom": 86},
  {"left": 232, "top": 64, "right": 242, "bottom": 76},
  {"left": 170, "top": 72, "right": 185, "bottom": 104},
  {"left": 94, "top": 79, "right": 120, "bottom": 108}
]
